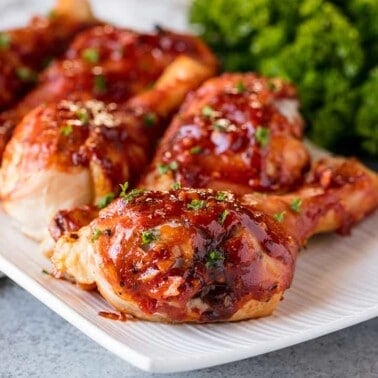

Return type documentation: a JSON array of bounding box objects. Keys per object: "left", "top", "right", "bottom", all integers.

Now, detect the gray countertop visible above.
[{"left": 0, "top": 278, "right": 377, "bottom": 377}]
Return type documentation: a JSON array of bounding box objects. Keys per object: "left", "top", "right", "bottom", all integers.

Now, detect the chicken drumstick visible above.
[
  {"left": 0, "top": 25, "right": 217, "bottom": 160},
  {"left": 0, "top": 0, "right": 96, "bottom": 110},
  {"left": 51, "top": 157, "right": 378, "bottom": 322},
  {"left": 141, "top": 73, "right": 309, "bottom": 194},
  {"left": 0, "top": 55, "right": 215, "bottom": 241}
]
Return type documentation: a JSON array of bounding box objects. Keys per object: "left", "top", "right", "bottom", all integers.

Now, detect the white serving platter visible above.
[
  {"left": 1, "top": 208, "right": 377, "bottom": 373},
  {"left": 0, "top": 0, "right": 377, "bottom": 373}
]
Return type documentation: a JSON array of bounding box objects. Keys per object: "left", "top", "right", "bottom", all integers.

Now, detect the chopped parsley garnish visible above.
[
  {"left": 190, "top": 146, "right": 202, "bottom": 155},
  {"left": 255, "top": 126, "right": 270, "bottom": 147},
  {"left": 140, "top": 229, "right": 158, "bottom": 246},
  {"left": 123, "top": 188, "right": 145, "bottom": 202},
  {"left": 119, "top": 182, "right": 129, "bottom": 197},
  {"left": 235, "top": 81, "right": 246, "bottom": 93},
  {"left": 215, "top": 191, "right": 228, "bottom": 201},
  {"left": 0, "top": 32, "right": 10, "bottom": 49},
  {"left": 212, "top": 119, "right": 229, "bottom": 132},
  {"left": 48, "top": 10, "right": 57, "bottom": 20},
  {"left": 171, "top": 182, "right": 181, "bottom": 190},
  {"left": 41, "top": 269, "right": 51, "bottom": 275},
  {"left": 268, "top": 81, "right": 277, "bottom": 92},
  {"left": 273, "top": 211, "right": 286, "bottom": 223},
  {"left": 187, "top": 199, "right": 206, "bottom": 211},
  {"left": 205, "top": 250, "right": 224, "bottom": 268},
  {"left": 91, "top": 229, "right": 102, "bottom": 242},
  {"left": 16, "top": 67, "right": 37, "bottom": 83},
  {"left": 157, "top": 161, "right": 178, "bottom": 175},
  {"left": 202, "top": 105, "right": 216, "bottom": 119},
  {"left": 219, "top": 209, "right": 229, "bottom": 224},
  {"left": 82, "top": 48, "right": 100, "bottom": 64},
  {"left": 143, "top": 112, "right": 157, "bottom": 127},
  {"left": 76, "top": 109, "right": 89, "bottom": 125},
  {"left": 290, "top": 198, "right": 302, "bottom": 213},
  {"left": 97, "top": 192, "right": 115, "bottom": 209},
  {"left": 93, "top": 74, "right": 107, "bottom": 94},
  {"left": 60, "top": 124, "right": 73, "bottom": 136}
]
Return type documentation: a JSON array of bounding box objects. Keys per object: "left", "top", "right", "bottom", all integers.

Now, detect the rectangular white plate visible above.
[{"left": 0, "top": 0, "right": 378, "bottom": 373}]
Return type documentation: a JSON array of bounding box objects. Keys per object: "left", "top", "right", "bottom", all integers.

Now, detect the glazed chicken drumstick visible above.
[
  {"left": 0, "top": 55, "right": 216, "bottom": 242},
  {"left": 0, "top": 24, "right": 217, "bottom": 160},
  {"left": 141, "top": 73, "right": 310, "bottom": 194},
  {"left": 51, "top": 157, "right": 378, "bottom": 322},
  {"left": 0, "top": 0, "right": 96, "bottom": 110}
]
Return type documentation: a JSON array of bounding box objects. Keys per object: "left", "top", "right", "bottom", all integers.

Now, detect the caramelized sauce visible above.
[
  {"left": 12, "top": 98, "right": 161, "bottom": 190},
  {"left": 94, "top": 189, "right": 297, "bottom": 322},
  {"left": 98, "top": 311, "right": 131, "bottom": 321},
  {"left": 149, "top": 73, "right": 308, "bottom": 193},
  {"left": 0, "top": 14, "right": 96, "bottom": 110},
  {"left": 0, "top": 25, "right": 216, "bottom": 159}
]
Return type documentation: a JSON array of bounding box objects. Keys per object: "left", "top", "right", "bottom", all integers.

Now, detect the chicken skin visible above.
[
  {"left": 141, "top": 73, "right": 309, "bottom": 194},
  {"left": 51, "top": 158, "right": 378, "bottom": 322},
  {"left": 0, "top": 55, "right": 216, "bottom": 241},
  {"left": 0, "top": 0, "right": 96, "bottom": 110},
  {"left": 0, "top": 25, "right": 217, "bottom": 160}
]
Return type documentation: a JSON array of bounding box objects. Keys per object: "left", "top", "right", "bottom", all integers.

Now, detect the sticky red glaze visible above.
[
  {"left": 0, "top": 14, "right": 96, "bottom": 109},
  {"left": 245, "top": 157, "right": 378, "bottom": 246},
  {"left": 143, "top": 73, "right": 309, "bottom": 193},
  {"left": 98, "top": 311, "right": 129, "bottom": 321},
  {"left": 32, "top": 26, "right": 214, "bottom": 105},
  {"left": 7, "top": 98, "right": 163, "bottom": 186},
  {"left": 49, "top": 204, "right": 99, "bottom": 242},
  {"left": 92, "top": 189, "right": 297, "bottom": 322},
  {"left": 0, "top": 25, "right": 217, "bottom": 159},
  {"left": 306, "top": 158, "right": 378, "bottom": 235}
]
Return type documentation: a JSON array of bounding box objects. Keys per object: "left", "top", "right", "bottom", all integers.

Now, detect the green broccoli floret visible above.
[{"left": 190, "top": 0, "right": 378, "bottom": 156}]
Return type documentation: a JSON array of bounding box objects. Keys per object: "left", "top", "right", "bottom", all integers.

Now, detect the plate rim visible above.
[{"left": 1, "top": 251, "right": 377, "bottom": 373}]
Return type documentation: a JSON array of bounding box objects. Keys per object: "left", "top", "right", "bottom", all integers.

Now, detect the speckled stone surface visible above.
[{"left": 0, "top": 279, "right": 377, "bottom": 377}]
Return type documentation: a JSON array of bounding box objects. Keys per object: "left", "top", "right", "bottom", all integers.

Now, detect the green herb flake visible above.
[
  {"left": 60, "top": 124, "right": 73, "bottom": 136},
  {"left": 48, "top": 10, "right": 57, "bottom": 20},
  {"left": 212, "top": 119, "right": 229, "bottom": 132},
  {"left": 93, "top": 74, "right": 107, "bottom": 94},
  {"left": 91, "top": 229, "right": 102, "bottom": 242},
  {"left": 76, "top": 109, "right": 89, "bottom": 125},
  {"left": 41, "top": 269, "right": 51, "bottom": 275},
  {"left": 290, "top": 198, "right": 302, "bottom": 213},
  {"left": 143, "top": 112, "right": 157, "bottom": 127},
  {"left": 123, "top": 188, "right": 145, "bottom": 203},
  {"left": 205, "top": 250, "right": 224, "bottom": 268},
  {"left": 119, "top": 181, "right": 129, "bottom": 198},
  {"left": 16, "top": 67, "right": 37, "bottom": 83},
  {"left": 0, "top": 32, "right": 10, "bottom": 49},
  {"left": 97, "top": 192, "right": 115, "bottom": 209},
  {"left": 273, "top": 211, "right": 286, "bottom": 223},
  {"left": 171, "top": 182, "right": 181, "bottom": 190},
  {"left": 82, "top": 48, "right": 100, "bottom": 64},
  {"left": 219, "top": 209, "right": 229, "bottom": 225},
  {"left": 141, "top": 229, "right": 158, "bottom": 246},
  {"left": 202, "top": 105, "right": 216, "bottom": 118},
  {"left": 215, "top": 191, "right": 228, "bottom": 201},
  {"left": 157, "top": 161, "right": 179, "bottom": 175},
  {"left": 235, "top": 81, "right": 246, "bottom": 93},
  {"left": 268, "top": 81, "right": 277, "bottom": 92},
  {"left": 187, "top": 199, "right": 206, "bottom": 211},
  {"left": 255, "top": 126, "right": 270, "bottom": 147},
  {"left": 190, "top": 146, "right": 203, "bottom": 155}
]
